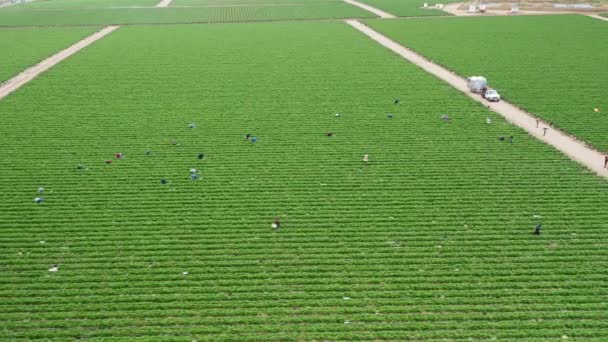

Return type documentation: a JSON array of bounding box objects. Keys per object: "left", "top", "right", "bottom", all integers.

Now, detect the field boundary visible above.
[
  {"left": 343, "top": 0, "right": 396, "bottom": 18},
  {"left": 0, "top": 26, "right": 119, "bottom": 101},
  {"left": 589, "top": 13, "right": 608, "bottom": 21},
  {"left": 346, "top": 19, "right": 608, "bottom": 179},
  {"left": 156, "top": 0, "right": 172, "bottom": 7}
]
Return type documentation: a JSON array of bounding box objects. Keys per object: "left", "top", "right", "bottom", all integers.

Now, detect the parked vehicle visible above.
[{"left": 483, "top": 89, "right": 501, "bottom": 102}]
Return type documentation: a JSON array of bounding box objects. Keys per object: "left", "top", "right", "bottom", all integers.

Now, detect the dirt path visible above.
[
  {"left": 346, "top": 19, "right": 608, "bottom": 179},
  {"left": 343, "top": 0, "right": 396, "bottom": 18},
  {"left": 156, "top": 0, "right": 172, "bottom": 7},
  {"left": 0, "top": 26, "right": 119, "bottom": 101},
  {"left": 588, "top": 13, "right": 608, "bottom": 21},
  {"left": 443, "top": 1, "right": 608, "bottom": 19}
]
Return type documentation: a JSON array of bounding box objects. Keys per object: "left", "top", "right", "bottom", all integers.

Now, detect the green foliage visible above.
[
  {"left": 0, "top": 3, "right": 374, "bottom": 26},
  {"left": 0, "top": 21, "right": 607, "bottom": 340},
  {"left": 366, "top": 15, "right": 608, "bottom": 151},
  {"left": 0, "top": 27, "right": 98, "bottom": 82},
  {"left": 172, "top": 0, "right": 342, "bottom": 5},
  {"left": 355, "top": 0, "right": 453, "bottom": 16},
  {"left": 12, "top": 0, "right": 159, "bottom": 9}
]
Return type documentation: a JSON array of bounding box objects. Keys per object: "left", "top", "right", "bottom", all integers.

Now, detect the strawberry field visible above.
[
  {"left": 0, "top": 27, "right": 97, "bottom": 82},
  {"left": 0, "top": 3, "right": 373, "bottom": 26},
  {"left": 366, "top": 15, "right": 608, "bottom": 151},
  {"left": 172, "top": 0, "right": 343, "bottom": 5},
  {"left": 355, "top": 0, "right": 453, "bottom": 16},
  {"left": 14, "top": 0, "right": 159, "bottom": 9},
  {"left": 1, "top": 21, "right": 608, "bottom": 340}
]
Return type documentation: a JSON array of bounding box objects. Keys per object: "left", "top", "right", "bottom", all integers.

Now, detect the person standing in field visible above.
[
  {"left": 542, "top": 127, "right": 548, "bottom": 137},
  {"left": 604, "top": 155, "right": 608, "bottom": 169},
  {"left": 363, "top": 154, "right": 369, "bottom": 163},
  {"left": 533, "top": 224, "right": 542, "bottom": 235},
  {"left": 272, "top": 217, "right": 281, "bottom": 230}
]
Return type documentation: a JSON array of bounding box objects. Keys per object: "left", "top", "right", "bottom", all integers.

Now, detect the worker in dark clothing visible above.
[
  {"left": 251, "top": 136, "right": 258, "bottom": 143},
  {"left": 160, "top": 179, "right": 168, "bottom": 185},
  {"left": 394, "top": 99, "right": 400, "bottom": 105},
  {"left": 326, "top": 132, "right": 334, "bottom": 137},
  {"left": 542, "top": 127, "right": 548, "bottom": 136},
  {"left": 508, "top": 136, "right": 514, "bottom": 143},
  {"left": 498, "top": 136, "right": 505, "bottom": 142},
  {"left": 246, "top": 134, "right": 252, "bottom": 140},
  {"left": 387, "top": 113, "right": 394, "bottom": 118},
  {"left": 272, "top": 217, "right": 281, "bottom": 230},
  {"left": 198, "top": 153, "right": 205, "bottom": 160},
  {"left": 604, "top": 155, "right": 608, "bottom": 169},
  {"left": 533, "top": 224, "right": 542, "bottom": 235}
]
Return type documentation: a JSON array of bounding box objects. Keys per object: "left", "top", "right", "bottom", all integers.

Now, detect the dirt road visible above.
[
  {"left": 346, "top": 19, "right": 608, "bottom": 179},
  {"left": 0, "top": 26, "right": 119, "bottom": 101},
  {"left": 343, "top": 0, "right": 396, "bottom": 18},
  {"left": 156, "top": 0, "right": 172, "bottom": 7}
]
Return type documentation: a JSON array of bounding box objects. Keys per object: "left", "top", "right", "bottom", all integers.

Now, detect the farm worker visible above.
[
  {"left": 105, "top": 160, "right": 112, "bottom": 164},
  {"left": 145, "top": 150, "right": 152, "bottom": 156},
  {"left": 272, "top": 217, "right": 281, "bottom": 230},
  {"left": 246, "top": 134, "right": 252, "bottom": 140},
  {"left": 190, "top": 173, "right": 200, "bottom": 181},
  {"left": 394, "top": 99, "right": 400, "bottom": 104},
  {"left": 251, "top": 136, "right": 258, "bottom": 143},
  {"left": 604, "top": 155, "right": 608, "bottom": 169},
  {"left": 533, "top": 224, "right": 542, "bottom": 235},
  {"left": 536, "top": 119, "right": 539, "bottom": 128},
  {"left": 171, "top": 140, "right": 178, "bottom": 145},
  {"left": 38, "top": 187, "right": 45, "bottom": 193},
  {"left": 335, "top": 113, "right": 341, "bottom": 118},
  {"left": 48, "top": 264, "right": 59, "bottom": 272},
  {"left": 34, "top": 197, "right": 44, "bottom": 204},
  {"left": 441, "top": 115, "right": 450, "bottom": 122},
  {"left": 542, "top": 127, "right": 548, "bottom": 136},
  {"left": 188, "top": 123, "right": 197, "bottom": 128},
  {"left": 508, "top": 136, "right": 514, "bottom": 144},
  {"left": 486, "top": 117, "right": 492, "bottom": 124},
  {"left": 115, "top": 153, "right": 124, "bottom": 159},
  {"left": 76, "top": 164, "right": 87, "bottom": 170},
  {"left": 498, "top": 136, "right": 505, "bottom": 142},
  {"left": 198, "top": 153, "right": 205, "bottom": 160},
  {"left": 387, "top": 113, "right": 394, "bottom": 119},
  {"left": 326, "top": 132, "right": 334, "bottom": 137},
  {"left": 160, "top": 179, "right": 168, "bottom": 185},
  {"left": 363, "top": 154, "right": 369, "bottom": 163},
  {"left": 594, "top": 108, "right": 600, "bottom": 113},
  {"left": 190, "top": 168, "right": 198, "bottom": 174}
]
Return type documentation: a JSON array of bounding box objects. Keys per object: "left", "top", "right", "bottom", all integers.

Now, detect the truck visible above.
[{"left": 467, "top": 76, "right": 501, "bottom": 102}]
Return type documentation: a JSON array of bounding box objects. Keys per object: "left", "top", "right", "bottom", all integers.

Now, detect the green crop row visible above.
[
  {"left": 365, "top": 15, "right": 608, "bottom": 151},
  {"left": 0, "top": 26, "right": 98, "bottom": 82},
  {"left": 7, "top": 0, "right": 158, "bottom": 9},
  {"left": 172, "top": 0, "right": 343, "bottom": 6},
  {"left": 355, "top": 0, "right": 454, "bottom": 17},
  {"left": 0, "top": 3, "right": 374, "bottom": 26},
  {"left": 0, "top": 21, "right": 607, "bottom": 340}
]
